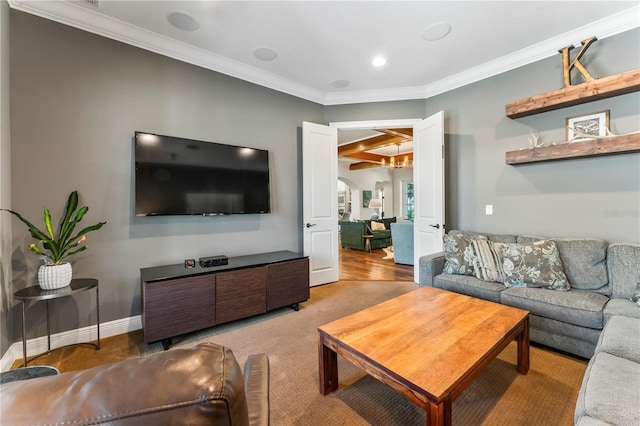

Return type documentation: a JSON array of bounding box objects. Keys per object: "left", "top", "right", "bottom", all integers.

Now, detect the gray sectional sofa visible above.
[
  {"left": 575, "top": 315, "right": 640, "bottom": 425},
  {"left": 418, "top": 230, "right": 640, "bottom": 359},
  {"left": 419, "top": 230, "right": 640, "bottom": 426}
]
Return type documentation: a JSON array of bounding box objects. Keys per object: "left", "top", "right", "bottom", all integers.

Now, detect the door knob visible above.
[
  {"left": 429, "top": 224, "right": 441, "bottom": 229},
  {"left": 305, "top": 223, "right": 317, "bottom": 228}
]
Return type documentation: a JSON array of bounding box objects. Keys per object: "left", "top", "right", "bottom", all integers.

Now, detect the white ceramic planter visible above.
[{"left": 38, "top": 263, "right": 72, "bottom": 290}]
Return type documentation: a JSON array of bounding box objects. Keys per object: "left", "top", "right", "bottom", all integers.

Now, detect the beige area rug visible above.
[{"left": 161, "top": 280, "right": 587, "bottom": 426}]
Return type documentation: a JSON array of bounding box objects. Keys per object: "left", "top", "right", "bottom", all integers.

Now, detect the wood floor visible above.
[{"left": 339, "top": 245, "right": 414, "bottom": 281}]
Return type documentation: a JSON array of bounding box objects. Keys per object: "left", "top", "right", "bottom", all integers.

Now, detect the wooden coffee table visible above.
[{"left": 318, "top": 286, "right": 529, "bottom": 425}]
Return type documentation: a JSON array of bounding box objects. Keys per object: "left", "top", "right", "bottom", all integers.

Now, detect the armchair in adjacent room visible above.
[{"left": 391, "top": 221, "right": 414, "bottom": 265}]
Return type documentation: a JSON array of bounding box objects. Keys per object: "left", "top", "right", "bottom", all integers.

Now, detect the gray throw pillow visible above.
[
  {"left": 471, "top": 239, "right": 505, "bottom": 283},
  {"left": 493, "top": 240, "right": 570, "bottom": 291},
  {"left": 443, "top": 233, "right": 487, "bottom": 276}
]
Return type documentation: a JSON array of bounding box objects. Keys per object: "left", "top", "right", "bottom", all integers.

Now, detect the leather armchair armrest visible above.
[
  {"left": 0, "top": 343, "right": 250, "bottom": 425},
  {"left": 243, "top": 353, "right": 270, "bottom": 426}
]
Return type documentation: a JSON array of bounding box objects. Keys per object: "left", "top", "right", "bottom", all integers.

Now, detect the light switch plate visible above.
[{"left": 485, "top": 205, "right": 493, "bottom": 215}]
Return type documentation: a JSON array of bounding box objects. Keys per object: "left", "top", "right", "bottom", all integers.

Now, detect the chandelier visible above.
[{"left": 381, "top": 143, "right": 412, "bottom": 169}]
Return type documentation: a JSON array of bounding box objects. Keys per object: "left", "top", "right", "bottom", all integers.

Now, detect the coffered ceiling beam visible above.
[
  {"left": 378, "top": 128, "right": 413, "bottom": 140},
  {"left": 349, "top": 161, "right": 383, "bottom": 170},
  {"left": 344, "top": 152, "right": 386, "bottom": 162},
  {"left": 338, "top": 134, "right": 408, "bottom": 156}
]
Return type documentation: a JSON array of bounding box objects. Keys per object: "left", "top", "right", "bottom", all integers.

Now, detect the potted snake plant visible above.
[{"left": 2, "top": 191, "right": 106, "bottom": 290}]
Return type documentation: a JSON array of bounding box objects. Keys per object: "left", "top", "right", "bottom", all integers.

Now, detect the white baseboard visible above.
[{"left": 1, "top": 315, "right": 142, "bottom": 372}]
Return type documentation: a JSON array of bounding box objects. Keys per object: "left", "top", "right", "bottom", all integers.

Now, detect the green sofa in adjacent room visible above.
[{"left": 340, "top": 218, "right": 395, "bottom": 251}]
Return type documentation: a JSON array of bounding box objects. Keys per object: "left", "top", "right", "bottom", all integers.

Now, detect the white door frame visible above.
[
  {"left": 330, "top": 118, "right": 424, "bottom": 281},
  {"left": 330, "top": 119, "right": 423, "bottom": 132}
]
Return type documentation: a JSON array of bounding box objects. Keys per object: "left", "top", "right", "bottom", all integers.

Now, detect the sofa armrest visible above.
[
  {"left": 243, "top": 353, "right": 270, "bottom": 426},
  {"left": 419, "top": 252, "right": 445, "bottom": 287}
]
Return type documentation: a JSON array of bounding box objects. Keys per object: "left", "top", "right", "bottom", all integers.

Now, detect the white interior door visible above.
[
  {"left": 302, "top": 122, "right": 339, "bottom": 286},
  {"left": 413, "top": 112, "right": 445, "bottom": 282}
]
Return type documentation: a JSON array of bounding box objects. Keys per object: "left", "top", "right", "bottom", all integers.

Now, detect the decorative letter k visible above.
[{"left": 558, "top": 37, "right": 598, "bottom": 87}]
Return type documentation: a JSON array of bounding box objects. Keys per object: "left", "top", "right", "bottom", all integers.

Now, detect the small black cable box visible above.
[{"left": 199, "top": 255, "right": 229, "bottom": 268}]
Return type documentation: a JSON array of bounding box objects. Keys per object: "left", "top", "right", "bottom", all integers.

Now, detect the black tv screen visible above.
[{"left": 134, "top": 132, "right": 271, "bottom": 216}]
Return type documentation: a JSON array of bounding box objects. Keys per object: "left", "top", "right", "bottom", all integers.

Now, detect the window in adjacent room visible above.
[{"left": 402, "top": 180, "right": 414, "bottom": 220}]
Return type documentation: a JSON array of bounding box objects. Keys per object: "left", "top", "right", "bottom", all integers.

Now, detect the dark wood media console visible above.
[{"left": 140, "top": 251, "right": 309, "bottom": 349}]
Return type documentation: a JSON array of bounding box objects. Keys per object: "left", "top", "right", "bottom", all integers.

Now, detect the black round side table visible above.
[{"left": 14, "top": 278, "right": 100, "bottom": 368}]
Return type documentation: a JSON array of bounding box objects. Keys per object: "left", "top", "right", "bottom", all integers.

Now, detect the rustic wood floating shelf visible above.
[
  {"left": 506, "top": 133, "right": 640, "bottom": 165},
  {"left": 505, "top": 69, "right": 640, "bottom": 118}
]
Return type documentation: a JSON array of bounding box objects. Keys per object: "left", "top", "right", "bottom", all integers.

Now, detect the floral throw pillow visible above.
[
  {"left": 493, "top": 240, "right": 570, "bottom": 291},
  {"left": 443, "top": 234, "right": 487, "bottom": 275}
]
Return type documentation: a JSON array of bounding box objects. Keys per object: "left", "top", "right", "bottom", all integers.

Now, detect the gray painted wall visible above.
[
  {"left": 327, "top": 29, "right": 640, "bottom": 243},
  {"left": 1, "top": 0, "right": 12, "bottom": 359},
  {"left": 3, "top": 10, "right": 639, "bottom": 356},
  {"left": 8, "top": 11, "right": 323, "bottom": 344}
]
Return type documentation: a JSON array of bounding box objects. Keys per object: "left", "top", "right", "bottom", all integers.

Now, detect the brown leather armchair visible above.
[{"left": 0, "top": 343, "right": 269, "bottom": 425}]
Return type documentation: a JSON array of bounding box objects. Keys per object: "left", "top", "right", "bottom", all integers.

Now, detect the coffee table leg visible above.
[
  {"left": 516, "top": 316, "right": 530, "bottom": 375},
  {"left": 426, "top": 396, "right": 451, "bottom": 426},
  {"left": 318, "top": 335, "right": 338, "bottom": 395}
]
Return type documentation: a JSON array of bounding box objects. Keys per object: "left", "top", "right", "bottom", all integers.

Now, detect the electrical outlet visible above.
[{"left": 485, "top": 205, "right": 493, "bottom": 215}]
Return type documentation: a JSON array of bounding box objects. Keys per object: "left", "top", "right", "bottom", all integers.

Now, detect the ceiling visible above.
[
  {"left": 9, "top": 1, "right": 639, "bottom": 170},
  {"left": 9, "top": 1, "right": 639, "bottom": 107}
]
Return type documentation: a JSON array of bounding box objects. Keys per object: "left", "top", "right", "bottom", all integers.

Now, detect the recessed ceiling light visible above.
[
  {"left": 422, "top": 22, "right": 452, "bottom": 41},
  {"left": 253, "top": 47, "right": 278, "bottom": 61},
  {"left": 167, "top": 11, "right": 200, "bottom": 32},
  {"left": 331, "top": 80, "right": 351, "bottom": 89},
  {"left": 372, "top": 56, "right": 387, "bottom": 67}
]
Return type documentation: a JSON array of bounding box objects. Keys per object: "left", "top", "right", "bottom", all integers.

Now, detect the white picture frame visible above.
[{"left": 566, "top": 110, "right": 609, "bottom": 142}]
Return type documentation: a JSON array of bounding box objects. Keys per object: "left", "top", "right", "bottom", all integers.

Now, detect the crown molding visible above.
[
  {"left": 8, "top": 0, "right": 326, "bottom": 104},
  {"left": 9, "top": 1, "right": 640, "bottom": 106},
  {"left": 323, "top": 6, "right": 640, "bottom": 105}
]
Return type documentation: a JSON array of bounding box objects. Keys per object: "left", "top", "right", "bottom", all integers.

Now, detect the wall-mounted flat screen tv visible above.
[{"left": 134, "top": 131, "right": 271, "bottom": 216}]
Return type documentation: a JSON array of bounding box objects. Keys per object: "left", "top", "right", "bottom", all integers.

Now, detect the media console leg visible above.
[
  {"left": 161, "top": 339, "right": 171, "bottom": 350},
  {"left": 291, "top": 303, "right": 299, "bottom": 312}
]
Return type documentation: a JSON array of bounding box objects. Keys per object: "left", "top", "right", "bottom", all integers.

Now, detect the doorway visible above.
[
  {"left": 303, "top": 115, "right": 444, "bottom": 286},
  {"left": 333, "top": 119, "right": 422, "bottom": 282}
]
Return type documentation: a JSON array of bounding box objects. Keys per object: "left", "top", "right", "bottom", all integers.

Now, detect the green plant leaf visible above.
[
  {"left": 60, "top": 205, "right": 88, "bottom": 246},
  {"left": 29, "top": 244, "right": 46, "bottom": 256},
  {"left": 2, "top": 191, "right": 106, "bottom": 264},
  {"left": 58, "top": 191, "right": 79, "bottom": 243},
  {"left": 61, "top": 222, "right": 106, "bottom": 254},
  {"left": 60, "top": 245, "right": 87, "bottom": 262},
  {"left": 1, "top": 209, "right": 50, "bottom": 242},
  {"left": 44, "top": 208, "right": 55, "bottom": 239}
]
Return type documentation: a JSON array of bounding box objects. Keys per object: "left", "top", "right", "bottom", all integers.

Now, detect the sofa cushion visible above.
[
  {"left": 501, "top": 287, "right": 608, "bottom": 329},
  {"left": 603, "top": 298, "right": 640, "bottom": 323},
  {"left": 443, "top": 233, "right": 487, "bottom": 276},
  {"left": 574, "top": 352, "right": 640, "bottom": 426},
  {"left": 607, "top": 243, "right": 640, "bottom": 299},
  {"left": 494, "top": 240, "right": 570, "bottom": 291},
  {"left": 530, "top": 315, "right": 602, "bottom": 346},
  {"left": 598, "top": 315, "right": 640, "bottom": 363},
  {"left": 575, "top": 416, "right": 616, "bottom": 426},
  {"left": 434, "top": 273, "right": 505, "bottom": 303},
  {"left": 470, "top": 239, "right": 504, "bottom": 283},
  {"left": 519, "top": 236, "right": 608, "bottom": 293}
]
